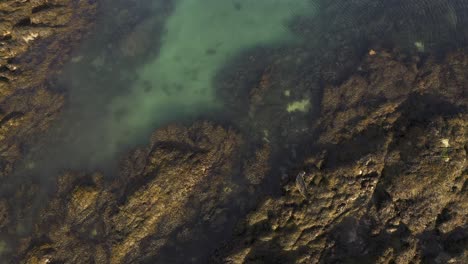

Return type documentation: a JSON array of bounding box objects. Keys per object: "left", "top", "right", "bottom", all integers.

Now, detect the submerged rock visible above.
[
  {"left": 216, "top": 49, "right": 467, "bottom": 264},
  {"left": 13, "top": 48, "right": 466, "bottom": 264},
  {"left": 295, "top": 171, "right": 308, "bottom": 199},
  {"left": 0, "top": 1, "right": 467, "bottom": 263},
  {"left": 14, "top": 122, "right": 271, "bottom": 263},
  {"left": 0, "top": 0, "right": 97, "bottom": 178}
]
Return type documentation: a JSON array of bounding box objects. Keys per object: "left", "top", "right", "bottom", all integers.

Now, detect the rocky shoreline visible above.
[{"left": 0, "top": 0, "right": 466, "bottom": 263}]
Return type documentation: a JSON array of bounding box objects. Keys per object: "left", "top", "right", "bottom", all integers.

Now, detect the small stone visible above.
[
  {"left": 22, "top": 32, "right": 39, "bottom": 43},
  {"left": 441, "top": 138, "right": 450, "bottom": 148},
  {"left": 316, "top": 159, "right": 324, "bottom": 170},
  {"left": 296, "top": 171, "right": 308, "bottom": 198},
  {"left": 414, "top": 41, "right": 425, "bottom": 52},
  {"left": 313, "top": 175, "right": 322, "bottom": 185},
  {"left": 71, "top": 56, "right": 83, "bottom": 63}
]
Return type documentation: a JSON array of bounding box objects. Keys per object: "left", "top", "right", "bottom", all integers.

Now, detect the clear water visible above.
[
  {"left": 18, "top": 0, "right": 468, "bottom": 177},
  {"left": 18, "top": 0, "right": 318, "bottom": 176}
]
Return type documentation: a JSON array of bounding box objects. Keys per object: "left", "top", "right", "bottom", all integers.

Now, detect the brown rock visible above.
[
  {"left": 15, "top": 122, "right": 270, "bottom": 263},
  {"left": 218, "top": 49, "right": 467, "bottom": 264},
  {"left": 0, "top": 0, "right": 97, "bottom": 179}
]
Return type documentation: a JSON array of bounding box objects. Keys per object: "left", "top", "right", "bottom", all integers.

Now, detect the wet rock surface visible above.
[
  {"left": 0, "top": 0, "right": 96, "bottom": 260},
  {"left": 17, "top": 122, "right": 270, "bottom": 263},
  {"left": 0, "top": 1, "right": 467, "bottom": 264},
  {"left": 8, "top": 48, "right": 466, "bottom": 264},
  {"left": 0, "top": 0, "right": 96, "bottom": 178},
  {"left": 216, "top": 50, "right": 467, "bottom": 264}
]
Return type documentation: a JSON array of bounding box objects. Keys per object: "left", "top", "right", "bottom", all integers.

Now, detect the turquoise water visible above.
[
  {"left": 10, "top": 0, "right": 466, "bottom": 184},
  {"left": 106, "top": 0, "right": 317, "bottom": 161},
  {"left": 17, "top": 0, "right": 468, "bottom": 176},
  {"left": 22, "top": 0, "right": 319, "bottom": 173},
  {"left": 1, "top": 0, "right": 320, "bottom": 255}
]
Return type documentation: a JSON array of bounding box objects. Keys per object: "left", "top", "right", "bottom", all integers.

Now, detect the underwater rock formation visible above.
[
  {"left": 15, "top": 122, "right": 271, "bottom": 263},
  {"left": 0, "top": 0, "right": 96, "bottom": 178},
  {"left": 0, "top": 0, "right": 96, "bottom": 260},
  {"left": 8, "top": 48, "right": 466, "bottom": 264},
  {"left": 0, "top": 0, "right": 466, "bottom": 263},
  {"left": 216, "top": 49, "right": 467, "bottom": 264}
]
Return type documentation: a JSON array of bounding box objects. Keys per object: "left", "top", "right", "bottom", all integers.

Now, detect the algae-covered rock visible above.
[
  {"left": 217, "top": 50, "right": 467, "bottom": 263},
  {"left": 1, "top": 1, "right": 467, "bottom": 263},
  {"left": 15, "top": 122, "right": 271, "bottom": 263},
  {"left": 0, "top": 0, "right": 97, "bottom": 179},
  {"left": 17, "top": 46, "right": 464, "bottom": 264}
]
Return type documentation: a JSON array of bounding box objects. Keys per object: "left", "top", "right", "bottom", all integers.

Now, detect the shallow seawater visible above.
[
  {"left": 16, "top": 0, "right": 468, "bottom": 179},
  {"left": 107, "top": 0, "right": 316, "bottom": 158},
  {"left": 18, "top": 0, "right": 318, "bottom": 177}
]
